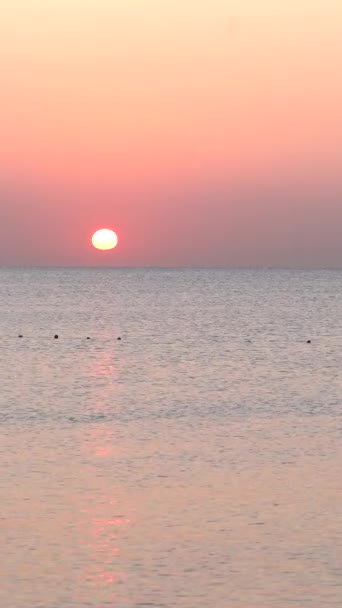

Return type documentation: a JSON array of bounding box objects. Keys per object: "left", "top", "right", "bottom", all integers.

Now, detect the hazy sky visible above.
[{"left": 1, "top": 0, "right": 341, "bottom": 267}]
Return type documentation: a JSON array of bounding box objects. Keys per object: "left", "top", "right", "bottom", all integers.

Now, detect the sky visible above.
[{"left": 1, "top": 0, "right": 341, "bottom": 267}]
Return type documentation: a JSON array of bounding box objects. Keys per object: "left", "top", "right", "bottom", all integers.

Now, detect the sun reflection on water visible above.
[
  {"left": 78, "top": 424, "right": 132, "bottom": 606},
  {"left": 76, "top": 344, "right": 133, "bottom": 607}
]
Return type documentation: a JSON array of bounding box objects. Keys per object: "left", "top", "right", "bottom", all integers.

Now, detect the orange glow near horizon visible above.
[{"left": 92, "top": 229, "right": 118, "bottom": 251}]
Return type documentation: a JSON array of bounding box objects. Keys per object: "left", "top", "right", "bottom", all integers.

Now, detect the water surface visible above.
[{"left": 0, "top": 268, "right": 341, "bottom": 607}]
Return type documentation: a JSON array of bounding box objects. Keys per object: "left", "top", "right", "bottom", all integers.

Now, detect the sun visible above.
[{"left": 92, "top": 229, "right": 118, "bottom": 251}]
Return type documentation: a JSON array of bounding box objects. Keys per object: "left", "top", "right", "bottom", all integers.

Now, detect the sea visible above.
[{"left": 0, "top": 267, "right": 341, "bottom": 608}]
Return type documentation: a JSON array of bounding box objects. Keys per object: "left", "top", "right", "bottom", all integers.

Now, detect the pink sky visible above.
[{"left": 1, "top": 0, "right": 341, "bottom": 267}]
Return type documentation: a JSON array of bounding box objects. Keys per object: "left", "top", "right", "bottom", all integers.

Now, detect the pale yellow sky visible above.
[{"left": 1, "top": 0, "right": 341, "bottom": 179}]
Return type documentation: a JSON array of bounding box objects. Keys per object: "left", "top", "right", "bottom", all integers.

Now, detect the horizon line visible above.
[{"left": 1, "top": 265, "right": 341, "bottom": 271}]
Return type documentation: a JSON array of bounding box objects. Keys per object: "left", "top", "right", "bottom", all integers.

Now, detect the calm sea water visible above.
[{"left": 0, "top": 268, "right": 342, "bottom": 608}]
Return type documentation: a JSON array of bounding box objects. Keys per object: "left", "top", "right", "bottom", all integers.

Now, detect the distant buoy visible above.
[
  {"left": 54, "top": 335, "right": 59, "bottom": 339},
  {"left": 18, "top": 335, "right": 23, "bottom": 338},
  {"left": 117, "top": 337, "right": 122, "bottom": 341},
  {"left": 306, "top": 340, "right": 311, "bottom": 344},
  {"left": 86, "top": 337, "right": 91, "bottom": 340}
]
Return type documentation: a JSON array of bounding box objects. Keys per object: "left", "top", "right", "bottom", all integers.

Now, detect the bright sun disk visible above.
[{"left": 92, "top": 229, "right": 118, "bottom": 251}]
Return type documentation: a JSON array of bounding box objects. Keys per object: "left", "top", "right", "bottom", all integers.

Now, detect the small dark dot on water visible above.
[
  {"left": 18, "top": 335, "right": 23, "bottom": 338},
  {"left": 86, "top": 337, "right": 91, "bottom": 340},
  {"left": 307, "top": 340, "right": 311, "bottom": 343},
  {"left": 54, "top": 335, "right": 59, "bottom": 339},
  {"left": 117, "top": 337, "right": 122, "bottom": 341}
]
